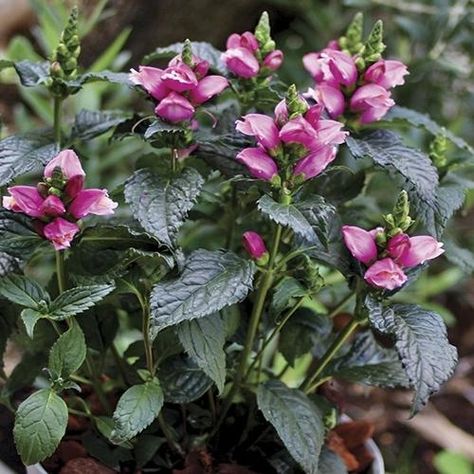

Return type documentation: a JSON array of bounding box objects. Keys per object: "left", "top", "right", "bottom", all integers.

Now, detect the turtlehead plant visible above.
[{"left": 0, "top": 8, "right": 471, "bottom": 474}]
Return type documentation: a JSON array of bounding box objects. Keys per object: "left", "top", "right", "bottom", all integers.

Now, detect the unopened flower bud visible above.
[
  {"left": 242, "top": 231, "right": 269, "bottom": 265},
  {"left": 182, "top": 39, "right": 193, "bottom": 67},
  {"left": 255, "top": 11, "right": 275, "bottom": 55},
  {"left": 285, "top": 84, "right": 308, "bottom": 119},
  {"left": 429, "top": 132, "right": 448, "bottom": 169},
  {"left": 48, "top": 187, "right": 62, "bottom": 197},
  {"left": 361, "top": 20, "right": 386, "bottom": 65},
  {"left": 339, "top": 12, "right": 364, "bottom": 55}
]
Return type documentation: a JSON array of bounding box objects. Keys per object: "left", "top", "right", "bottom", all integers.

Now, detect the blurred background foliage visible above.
[{"left": 0, "top": 1, "right": 472, "bottom": 473}]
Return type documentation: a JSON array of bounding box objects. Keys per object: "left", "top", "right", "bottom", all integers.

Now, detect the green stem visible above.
[
  {"left": 244, "top": 295, "right": 306, "bottom": 380},
  {"left": 301, "top": 318, "right": 359, "bottom": 393},
  {"left": 136, "top": 291, "right": 155, "bottom": 376},
  {"left": 53, "top": 97, "right": 63, "bottom": 146},
  {"left": 158, "top": 413, "right": 185, "bottom": 456},
  {"left": 55, "top": 250, "right": 66, "bottom": 294},
  {"left": 171, "top": 148, "right": 178, "bottom": 173},
  {"left": 213, "top": 222, "right": 283, "bottom": 435},
  {"left": 327, "top": 291, "right": 355, "bottom": 319}
]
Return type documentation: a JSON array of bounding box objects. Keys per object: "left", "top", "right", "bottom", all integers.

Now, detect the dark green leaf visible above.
[
  {"left": 176, "top": 313, "right": 226, "bottom": 394},
  {"left": 159, "top": 355, "right": 212, "bottom": 403},
  {"left": 78, "top": 70, "right": 132, "bottom": 86},
  {"left": 0, "top": 274, "right": 49, "bottom": 308},
  {"left": 384, "top": 106, "right": 473, "bottom": 154},
  {"left": 20, "top": 308, "right": 43, "bottom": 338},
  {"left": 0, "top": 252, "right": 19, "bottom": 276},
  {"left": 48, "top": 284, "right": 115, "bottom": 320},
  {"left": 144, "top": 41, "right": 225, "bottom": 74},
  {"left": 258, "top": 195, "right": 317, "bottom": 242},
  {"left": 0, "top": 211, "right": 44, "bottom": 259},
  {"left": 0, "top": 130, "right": 59, "bottom": 186},
  {"left": 257, "top": 381, "right": 325, "bottom": 474},
  {"left": 369, "top": 304, "right": 457, "bottom": 414},
  {"left": 13, "top": 60, "right": 49, "bottom": 87},
  {"left": 271, "top": 277, "right": 307, "bottom": 316},
  {"left": 124, "top": 168, "right": 204, "bottom": 247},
  {"left": 318, "top": 446, "right": 348, "bottom": 474},
  {"left": 14, "top": 389, "right": 68, "bottom": 465},
  {"left": 346, "top": 130, "right": 439, "bottom": 234},
  {"left": 77, "top": 304, "right": 119, "bottom": 352},
  {"left": 150, "top": 250, "right": 255, "bottom": 337},
  {"left": 48, "top": 323, "right": 87, "bottom": 379},
  {"left": 110, "top": 378, "right": 164, "bottom": 444},
  {"left": 144, "top": 119, "right": 190, "bottom": 148},
  {"left": 327, "top": 332, "right": 410, "bottom": 388},
  {"left": 71, "top": 109, "right": 132, "bottom": 141}
]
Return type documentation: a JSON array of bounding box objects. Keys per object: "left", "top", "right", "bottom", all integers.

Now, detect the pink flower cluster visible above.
[
  {"left": 3, "top": 150, "right": 117, "bottom": 250},
  {"left": 342, "top": 225, "right": 444, "bottom": 290},
  {"left": 304, "top": 44, "right": 408, "bottom": 124},
  {"left": 235, "top": 98, "right": 347, "bottom": 182},
  {"left": 222, "top": 31, "right": 283, "bottom": 79},
  {"left": 130, "top": 54, "right": 228, "bottom": 123}
]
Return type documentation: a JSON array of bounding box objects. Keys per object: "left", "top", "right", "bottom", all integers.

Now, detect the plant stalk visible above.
[{"left": 53, "top": 97, "right": 63, "bottom": 146}]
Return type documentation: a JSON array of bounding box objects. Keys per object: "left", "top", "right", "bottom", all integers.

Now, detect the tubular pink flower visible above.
[
  {"left": 43, "top": 218, "right": 80, "bottom": 251},
  {"left": 222, "top": 47, "right": 260, "bottom": 78},
  {"left": 236, "top": 147, "right": 278, "bottom": 181},
  {"left": 40, "top": 195, "right": 65, "bottom": 217},
  {"left": 386, "top": 233, "right": 411, "bottom": 262},
  {"left": 303, "top": 49, "right": 357, "bottom": 86},
  {"left": 129, "top": 66, "right": 170, "bottom": 100},
  {"left": 69, "top": 189, "right": 118, "bottom": 219},
  {"left": 279, "top": 116, "right": 319, "bottom": 149},
  {"left": 236, "top": 114, "right": 281, "bottom": 151},
  {"left": 155, "top": 92, "right": 195, "bottom": 123},
  {"left": 263, "top": 50, "right": 284, "bottom": 71},
  {"left": 274, "top": 100, "right": 288, "bottom": 126},
  {"left": 5, "top": 186, "right": 44, "bottom": 217},
  {"left": 350, "top": 84, "right": 395, "bottom": 124},
  {"left": 342, "top": 225, "right": 378, "bottom": 265},
  {"left": 364, "top": 59, "right": 409, "bottom": 90},
  {"left": 2, "top": 196, "right": 21, "bottom": 212},
  {"left": 308, "top": 85, "right": 346, "bottom": 119},
  {"left": 189, "top": 75, "right": 229, "bottom": 104},
  {"left": 44, "top": 149, "right": 85, "bottom": 180},
  {"left": 161, "top": 63, "right": 198, "bottom": 92},
  {"left": 396, "top": 235, "right": 444, "bottom": 268},
  {"left": 242, "top": 231, "right": 268, "bottom": 260},
  {"left": 364, "top": 258, "right": 407, "bottom": 290},
  {"left": 293, "top": 145, "right": 337, "bottom": 181},
  {"left": 314, "top": 119, "right": 348, "bottom": 146}
]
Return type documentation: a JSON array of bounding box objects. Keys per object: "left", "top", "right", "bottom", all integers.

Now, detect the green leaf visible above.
[
  {"left": 125, "top": 168, "right": 204, "bottom": 248},
  {"left": 176, "top": 313, "right": 226, "bottom": 394},
  {"left": 77, "top": 304, "right": 119, "bottom": 352},
  {"left": 318, "top": 446, "right": 348, "bottom": 474},
  {"left": 0, "top": 211, "right": 44, "bottom": 259},
  {"left": 443, "top": 239, "right": 474, "bottom": 274},
  {"left": 150, "top": 250, "right": 255, "bottom": 337},
  {"left": 0, "top": 130, "right": 59, "bottom": 186},
  {"left": 13, "top": 60, "right": 50, "bottom": 87},
  {"left": 48, "top": 284, "right": 115, "bottom": 320},
  {"left": 433, "top": 450, "right": 474, "bottom": 474},
  {"left": 20, "top": 308, "right": 43, "bottom": 338},
  {"left": 271, "top": 277, "right": 307, "bottom": 316},
  {"left": 71, "top": 109, "right": 132, "bottom": 141},
  {"left": 0, "top": 252, "right": 19, "bottom": 276},
  {"left": 48, "top": 323, "right": 87, "bottom": 379},
  {"left": 384, "top": 106, "right": 473, "bottom": 154},
  {"left": 144, "top": 41, "right": 225, "bottom": 74},
  {"left": 327, "top": 332, "right": 410, "bottom": 388},
  {"left": 369, "top": 304, "right": 457, "bottom": 414},
  {"left": 110, "top": 379, "right": 164, "bottom": 444},
  {"left": 14, "top": 389, "right": 68, "bottom": 465},
  {"left": 258, "top": 195, "right": 317, "bottom": 242},
  {"left": 143, "top": 119, "right": 191, "bottom": 149},
  {"left": 346, "top": 130, "right": 439, "bottom": 234},
  {"left": 257, "top": 381, "right": 325, "bottom": 474},
  {"left": 159, "top": 355, "right": 212, "bottom": 403},
  {"left": 0, "top": 274, "right": 49, "bottom": 308},
  {"left": 0, "top": 308, "right": 17, "bottom": 371}
]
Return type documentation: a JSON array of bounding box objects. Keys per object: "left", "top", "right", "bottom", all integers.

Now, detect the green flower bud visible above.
[
  {"left": 48, "top": 187, "right": 62, "bottom": 197},
  {"left": 285, "top": 84, "right": 308, "bottom": 119},
  {"left": 255, "top": 11, "right": 275, "bottom": 55},
  {"left": 429, "top": 131, "right": 448, "bottom": 169},
  {"left": 339, "top": 12, "right": 364, "bottom": 55},
  {"left": 182, "top": 39, "right": 193, "bottom": 67},
  {"left": 361, "top": 20, "right": 385, "bottom": 66},
  {"left": 304, "top": 257, "right": 324, "bottom": 293}
]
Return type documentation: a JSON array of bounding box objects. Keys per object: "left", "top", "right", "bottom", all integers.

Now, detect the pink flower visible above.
[
  {"left": 350, "top": 84, "right": 395, "bottom": 123},
  {"left": 342, "top": 225, "right": 378, "bottom": 265},
  {"left": 44, "top": 150, "right": 85, "bottom": 181},
  {"left": 236, "top": 147, "right": 278, "bottom": 181},
  {"left": 222, "top": 47, "right": 260, "bottom": 78},
  {"left": 364, "top": 60, "right": 409, "bottom": 90},
  {"left": 263, "top": 50, "right": 284, "bottom": 71},
  {"left": 242, "top": 231, "right": 268, "bottom": 260},
  {"left": 303, "top": 49, "right": 357, "bottom": 86},
  {"left": 364, "top": 258, "right": 407, "bottom": 290},
  {"left": 161, "top": 63, "right": 198, "bottom": 92},
  {"left": 129, "top": 66, "right": 170, "bottom": 100},
  {"left": 4, "top": 186, "right": 44, "bottom": 217},
  {"left": 293, "top": 145, "right": 337, "bottom": 181},
  {"left": 274, "top": 100, "right": 289, "bottom": 126},
  {"left": 155, "top": 92, "right": 195, "bottom": 123},
  {"left": 314, "top": 119, "right": 348, "bottom": 146},
  {"left": 279, "top": 116, "right": 319, "bottom": 149},
  {"left": 169, "top": 54, "right": 210, "bottom": 78},
  {"left": 69, "top": 189, "right": 118, "bottom": 219},
  {"left": 308, "top": 85, "right": 345, "bottom": 119},
  {"left": 40, "top": 195, "right": 65, "bottom": 217},
  {"left": 236, "top": 114, "right": 281, "bottom": 151},
  {"left": 395, "top": 235, "right": 444, "bottom": 268},
  {"left": 189, "top": 75, "right": 228, "bottom": 104},
  {"left": 43, "top": 218, "right": 80, "bottom": 251},
  {"left": 386, "top": 233, "right": 411, "bottom": 261},
  {"left": 226, "top": 32, "right": 259, "bottom": 52}
]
